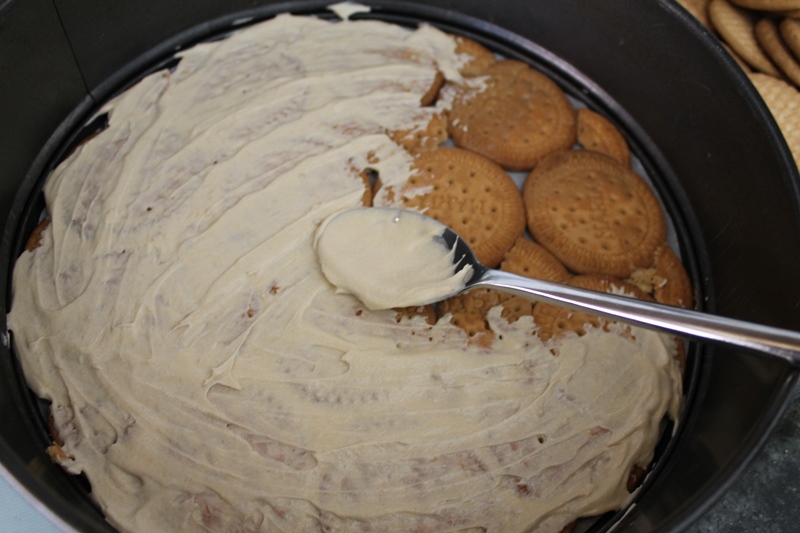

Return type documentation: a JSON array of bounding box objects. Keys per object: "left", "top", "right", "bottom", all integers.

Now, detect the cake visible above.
[{"left": 7, "top": 7, "right": 683, "bottom": 533}]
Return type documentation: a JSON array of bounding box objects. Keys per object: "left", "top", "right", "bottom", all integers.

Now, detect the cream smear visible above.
[
  {"left": 8, "top": 12, "right": 682, "bottom": 533},
  {"left": 328, "top": 1, "right": 371, "bottom": 20},
  {"left": 315, "top": 207, "right": 473, "bottom": 310}
]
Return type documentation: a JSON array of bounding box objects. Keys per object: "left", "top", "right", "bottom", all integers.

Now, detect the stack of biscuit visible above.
[
  {"left": 680, "top": 0, "right": 800, "bottom": 163},
  {"left": 371, "top": 37, "right": 692, "bottom": 364},
  {"left": 369, "top": 40, "right": 692, "bottom": 524}
]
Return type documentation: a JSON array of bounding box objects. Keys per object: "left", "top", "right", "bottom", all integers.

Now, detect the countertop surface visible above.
[
  {"left": 1, "top": 400, "right": 799, "bottom": 532},
  {"left": 687, "top": 400, "right": 800, "bottom": 533}
]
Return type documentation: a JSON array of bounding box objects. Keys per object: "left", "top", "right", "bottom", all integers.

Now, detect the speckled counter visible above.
[{"left": 687, "top": 400, "right": 800, "bottom": 532}]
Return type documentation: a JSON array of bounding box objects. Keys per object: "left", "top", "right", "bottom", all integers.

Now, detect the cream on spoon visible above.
[{"left": 314, "top": 207, "right": 473, "bottom": 310}]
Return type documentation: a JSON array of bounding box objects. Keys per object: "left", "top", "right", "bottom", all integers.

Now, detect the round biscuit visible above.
[
  {"left": 377, "top": 147, "right": 526, "bottom": 268},
  {"left": 674, "top": 338, "right": 688, "bottom": 374},
  {"left": 389, "top": 109, "right": 449, "bottom": 154},
  {"left": 453, "top": 35, "right": 496, "bottom": 77},
  {"left": 360, "top": 170, "right": 373, "bottom": 207},
  {"left": 780, "top": 17, "right": 800, "bottom": 60},
  {"left": 652, "top": 243, "right": 694, "bottom": 309},
  {"left": 448, "top": 59, "right": 577, "bottom": 171},
  {"left": 420, "top": 71, "right": 445, "bottom": 106},
  {"left": 730, "top": 0, "right": 800, "bottom": 9},
  {"left": 576, "top": 108, "right": 631, "bottom": 167},
  {"left": 723, "top": 42, "right": 753, "bottom": 72},
  {"left": 756, "top": 18, "right": 800, "bottom": 86},
  {"left": 438, "top": 288, "right": 510, "bottom": 347},
  {"left": 709, "top": 0, "right": 782, "bottom": 75},
  {"left": 364, "top": 58, "right": 448, "bottom": 107},
  {"left": 532, "top": 274, "right": 651, "bottom": 342},
  {"left": 749, "top": 72, "right": 800, "bottom": 163},
  {"left": 523, "top": 150, "right": 667, "bottom": 277},
  {"left": 497, "top": 294, "right": 537, "bottom": 324},
  {"left": 393, "top": 304, "right": 437, "bottom": 325},
  {"left": 627, "top": 465, "right": 648, "bottom": 493},
  {"left": 500, "top": 236, "right": 571, "bottom": 283},
  {"left": 25, "top": 217, "right": 51, "bottom": 252},
  {"left": 439, "top": 235, "right": 569, "bottom": 346},
  {"left": 677, "top": 0, "right": 713, "bottom": 29},
  {"left": 627, "top": 243, "right": 694, "bottom": 308}
]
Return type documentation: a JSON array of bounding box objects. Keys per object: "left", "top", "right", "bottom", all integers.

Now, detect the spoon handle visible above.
[{"left": 474, "top": 269, "right": 800, "bottom": 367}]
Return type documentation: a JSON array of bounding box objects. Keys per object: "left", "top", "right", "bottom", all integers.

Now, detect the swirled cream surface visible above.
[
  {"left": 315, "top": 207, "right": 473, "bottom": 310},
  {"left": 8, "top": 12, "right": 683, "bottom": 533}
]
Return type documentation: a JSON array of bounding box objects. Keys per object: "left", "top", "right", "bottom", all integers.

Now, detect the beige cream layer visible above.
[
  {"left": 314, "top": 207, "right": 474, "bottom": 309},
  {"left": 7, "top": 12, "right": 682, "bottom": 533}
]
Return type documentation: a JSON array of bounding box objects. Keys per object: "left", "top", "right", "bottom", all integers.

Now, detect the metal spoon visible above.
[{"left": 440, "top": 228, "right": 800, "bottom": 368}]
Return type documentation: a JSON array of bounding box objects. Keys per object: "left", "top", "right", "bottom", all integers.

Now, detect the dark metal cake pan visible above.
[{"left": 0, "top": 1, "right": 798, "bottom": 531}]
